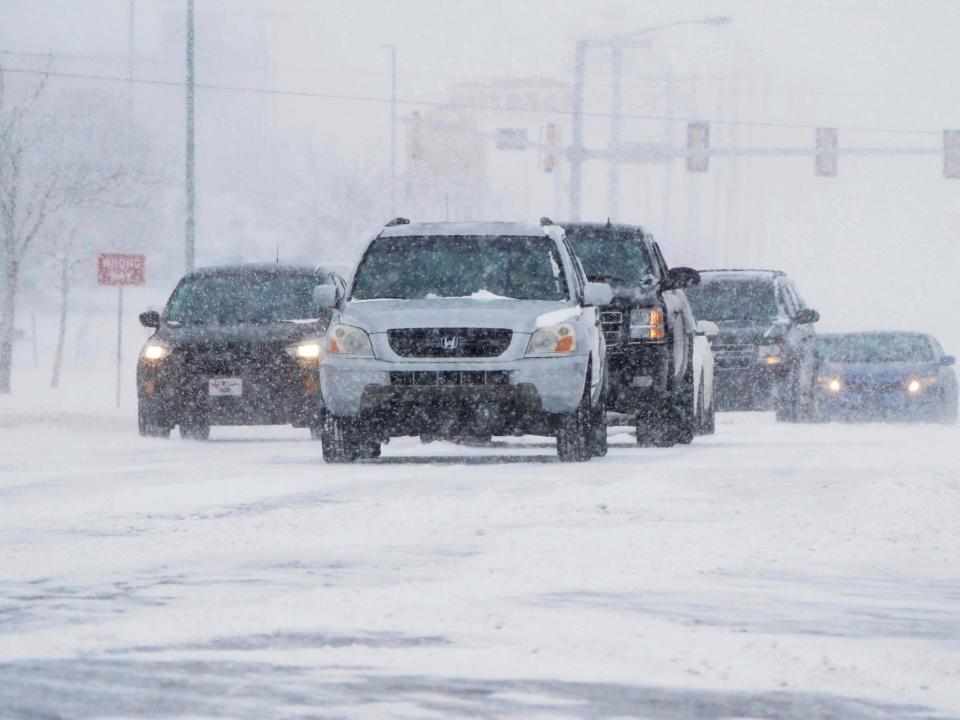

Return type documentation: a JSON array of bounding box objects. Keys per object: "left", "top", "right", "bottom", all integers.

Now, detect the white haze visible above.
[{"left": 1, "top": 0, "right": 958, "bottom": 354}]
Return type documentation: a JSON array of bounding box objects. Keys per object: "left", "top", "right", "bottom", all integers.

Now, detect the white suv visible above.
[{"left": 314, "top": 219, "right": 613, "bottom": 462}]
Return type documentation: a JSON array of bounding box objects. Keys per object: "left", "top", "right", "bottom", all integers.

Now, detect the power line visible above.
[
  {"left": 5, "top": 47, "right": 959, "bottom": 107},
  {"left": 0, "top": 64, "right": 944, "bottom": 138}
]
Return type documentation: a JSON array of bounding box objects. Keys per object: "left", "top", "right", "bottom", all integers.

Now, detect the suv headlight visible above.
[
  {"left": 526, "top": 323, "right": 577, "bottom": 355},
  {"left": 326, "top": 324, "right": 374, "bottom": 357},
  {"left": 757, "top": 344, "right": 783, "bottom": 365},
  {"left": 140, "top": 341, "right": 171, "bottom": 362},
  {"left": 285, "top": 338, "right": 323, "bottom": 361},
  {"left": 629, "top": 307, "right": 665, "bottom": 341}
]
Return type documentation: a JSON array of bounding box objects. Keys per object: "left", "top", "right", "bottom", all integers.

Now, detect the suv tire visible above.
[
  {"left": 180, "top": 419, "right": 210, "bottom": 441},
  {"left": 138, "top": 406, "right": 171, "bottom": 438},
  {"left": 321, "top": 412, "right": 362, "bottom": 463},
  {"left": 557, "top": 385, "right": 594, "bottom": 462}
]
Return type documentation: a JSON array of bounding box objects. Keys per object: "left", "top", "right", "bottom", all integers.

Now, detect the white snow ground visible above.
[{"left": 1, "top": 368, "right": 959, "bottom": 719}]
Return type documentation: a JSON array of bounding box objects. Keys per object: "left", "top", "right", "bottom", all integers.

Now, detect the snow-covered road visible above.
[{"left": 1, "top": 407, "right": 959, "bottom": 719}]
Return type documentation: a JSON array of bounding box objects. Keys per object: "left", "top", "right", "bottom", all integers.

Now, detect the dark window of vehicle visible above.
[
  {"left": 165, "top": 274, "right": 320, "bottom": 324},
  {"left": 817, "top": 334, "right": 936, "bottom": 363},
  {"left": 777, "top": 280, "right": 798, "bottom": 317},
  {"left": 685, "top": 278, "right": 779, "bottom": 322},
  {"left": 566, "top": 231, "right": 656, "bottom": 284},
  {"left": 350, "top": 235, "right": 569, "bottom": 301}
]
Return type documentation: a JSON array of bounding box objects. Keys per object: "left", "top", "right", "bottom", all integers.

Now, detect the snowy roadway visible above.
[{"left": 1, "top": 408, "right": 959, "bottom": 719}]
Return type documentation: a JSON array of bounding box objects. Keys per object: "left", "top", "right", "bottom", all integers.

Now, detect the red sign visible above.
[{"left": 97, "top": 253, "right": 145, "bottom": 286}]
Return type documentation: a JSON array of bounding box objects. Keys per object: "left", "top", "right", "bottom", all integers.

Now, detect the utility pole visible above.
[
  {"left": 127, "top": 0, "right": 135, "bottom": 117},
  {"left": 569, "top": 39, "right": 586, "bottom": 221},
  {"left": 608, "top": 43, "right": 623, "bottom": 221},
  {"left": 185, "top": 0, "right": 196, "bottom": 272},
  {"left": 384, "top": 45, "right": 398, "bottom": 216},
  {"left": 570, "top": 18, "right": 730, "bottom": 222}
]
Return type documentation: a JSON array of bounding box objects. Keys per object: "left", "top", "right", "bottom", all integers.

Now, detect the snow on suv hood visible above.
[{"left": 340, "top": 298, "right": 572, "bottom": 335}]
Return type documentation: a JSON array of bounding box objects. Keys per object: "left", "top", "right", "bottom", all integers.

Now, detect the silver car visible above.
[{"left": 314, "top": 219, "right": 613, "bottom": 462}]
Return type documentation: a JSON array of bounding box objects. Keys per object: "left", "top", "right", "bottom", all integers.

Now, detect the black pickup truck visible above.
[{"left": 564, "top": 222, "right": 717, "bottom": 447}]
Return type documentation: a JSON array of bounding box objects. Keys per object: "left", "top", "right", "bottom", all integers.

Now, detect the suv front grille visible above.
[
  {"left": 182, "top": 342, "right": 287, "bottom": 376},
  {"left": 387, "top": 328, "right": 512, "bottom": 358},
  {"left": 390, "top": 370, "right": 510, "bottom": 386},
  {"left": 599, "top": 310, "right": 624, "bottom": 350}
]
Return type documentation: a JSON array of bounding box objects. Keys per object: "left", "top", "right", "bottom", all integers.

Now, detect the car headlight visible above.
[
  {"left": 526, "top": 323, "right": 577, "bottom": 355},
  {"left": 907, "top": 377, "right": 936, "bottom": 394},
  {"left": 140, "top": 341, "right": 171, "bottom": 362},
  {"left": 629, "top": 307, "right": 665, "bottom": 341},
  {"left": 326, "top": 324, "right": 374, "bottom": 357},
  {"left": 285, "top": 338, "right": 323, "bottom": 361},
  {"left": 818, "top": 376, "right": 842, "bottom": 393}
]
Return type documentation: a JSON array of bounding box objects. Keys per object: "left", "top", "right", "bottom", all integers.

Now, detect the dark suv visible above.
[
  {"left": 685, "top": 269, "right": 819, "bottom": 420},
  {"left": 137, "top": 264, "right": 343, "bottom": 440},
  {"left": 564, "top": 222, "right": 717, "bottom": 447}
]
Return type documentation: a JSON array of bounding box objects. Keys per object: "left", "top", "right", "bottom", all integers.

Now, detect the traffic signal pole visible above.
[
  {"left": 185, "top": 0, "right": 196, "bottom": 272},
  {"left": 569, "top": 40, "right": 587, "bottom": 221}
]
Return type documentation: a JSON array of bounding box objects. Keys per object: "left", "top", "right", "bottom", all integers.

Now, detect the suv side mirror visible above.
[
  {"left": 940, "top": 355, "right": 956, "bottom": 367},
  {"left": 696, "top": 320, "right": 719, "bottom": 337},
  {"left": 139, "top": 310, "right": 160, "bottom": 329},
  {"left": 584, "top": 281, "right": 613, "bottom": 307},
  {"left": 313, "top": 284, "right": 339, "bottom": 309},
  {"left": 795, "top": 308, "right": 819, "bottom": 324},
  {"left": 664, "top": 267, "right": 700, "bottom": 290}
]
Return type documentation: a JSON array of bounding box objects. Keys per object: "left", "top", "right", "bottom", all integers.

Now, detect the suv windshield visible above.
[
  {"left": 351, "top": 235, "right": 569, "bottom": 301},
  {"left": 686, "top": 278, "right": 779, "bottom": 322},
  {"left": 166, "top": 274, "right": 320, "bottom": 324},
  {"left": 818, "top": 334, "right": 934, "bottom": 363},
  {"left": 566, "top": 232, "right": 656, "bottom": 284}
]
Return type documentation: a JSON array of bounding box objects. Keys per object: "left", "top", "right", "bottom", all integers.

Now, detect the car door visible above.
[
  {"left": 651, "top": 240, "right": 690, "bottom": 385},
  {"left": 782, "top": 279, "right": 816, "bottom": 394},
  {"left": 563, "top": 237, "right": 605, "bottom": 401}
]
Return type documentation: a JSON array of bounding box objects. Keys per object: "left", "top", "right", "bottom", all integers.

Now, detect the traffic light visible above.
[
  {"left": 944, "top": 129, "right": 960, "bottom": 179},
  {"left": 686, "top": 122, "right": 709, "bottom": 172},
  {"left": 815, "top": 127, "right": 838, "bottom": 177},
  {"left": 543, "top": 123, "right": 561, "bottom": 173}
]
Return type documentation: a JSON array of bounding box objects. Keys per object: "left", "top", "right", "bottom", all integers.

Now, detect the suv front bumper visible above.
[
  {"left": 320, "top": 355, "right": 587, "bottom": 422},
  {"left": 604, "top": 344, "right": 671, "bottom": 412}
]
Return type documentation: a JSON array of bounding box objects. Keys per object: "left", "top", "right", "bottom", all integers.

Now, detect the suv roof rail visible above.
[
  {"left": 700, "top": 268, "right": 785, "bottom": 276},
  {"left": 539, "top": 216, "right": 554, "bottom": 226},
  {"left": 384, "top": 217, "right": 410, "bottom": 227}
]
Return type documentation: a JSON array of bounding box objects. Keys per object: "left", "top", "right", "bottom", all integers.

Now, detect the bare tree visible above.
[
  {"left": 41, "top": 220, "right": 88, "bottom": 388},
  {"left": 0, "top": 66, "right": 132, "bottom": 393}
]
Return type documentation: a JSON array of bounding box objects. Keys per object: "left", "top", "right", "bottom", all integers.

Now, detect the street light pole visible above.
[
  {"left": 383, "top": 45, "right": 397, "bottom": 217},
  {"left": 570, "top": 17, "right": 730, "bottom": 222},
  {"left": 569, "top": 39, "right": 587, "bottom": 221},
  {"left": 185, "top": 0, "right": 196, "bottom": 272},
  {"left": 608, "top": 44, "right": 623, "bottom": 221}
]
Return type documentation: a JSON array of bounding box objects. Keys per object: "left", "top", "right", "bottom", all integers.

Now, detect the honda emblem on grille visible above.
[{"left": 440, "top": 336, "right": 459, "bottom": 350}]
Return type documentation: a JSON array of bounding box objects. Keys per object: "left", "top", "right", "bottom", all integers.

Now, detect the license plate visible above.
[{"left": 209, "top": 378, "right": 242, "bottom": 397}]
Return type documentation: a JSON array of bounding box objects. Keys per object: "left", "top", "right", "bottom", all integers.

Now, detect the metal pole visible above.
[
  {"left": 185, "top": 0, "right": 196, "bottom": 272},
  {"left": 608, "top": 43, "right": 623, "bottom": 221},
  {"left": 569, "top": 39, "right": 586, "bottom": 221},
  {"left": 116, "top": 286, "right": 123, "bottom": 409},
  {"left": 128, "top": 0, "right": 135, "bottom": 117},
  {"left": 386, "top": 45, "right": 397, "bottom": 216}
]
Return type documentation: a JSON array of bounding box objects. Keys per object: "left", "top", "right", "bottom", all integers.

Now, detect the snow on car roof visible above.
[
  {"left": 698, "top": 268, "right": 785, "bottom": 281},
  {"left": 379, "top": 221, "right": 558, "bottom": 239},
  {"left": 184, "top": 263, "right": 332, "bottom": 279}
]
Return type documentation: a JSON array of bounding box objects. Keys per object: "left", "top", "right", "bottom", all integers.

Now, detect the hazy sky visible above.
[{"left": 2, "top": 1, "right": 960, "bottom": 348}]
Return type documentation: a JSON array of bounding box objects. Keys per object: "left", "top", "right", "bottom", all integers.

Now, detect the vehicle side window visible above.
[
  {"left": 650, "top": 240, "right": 669, "bottom": 278},
  {"left": 786, "top": 280, "right": 806, "bottom": 310},
  {"left": 776, "top": 280, "right": 798, "bottom": 317},
  {"left": 560, "top": 237, "right": 585, "bottom": 303},
  {"left": 928, "top": 336, "right": 944, "bottom": 358}
]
